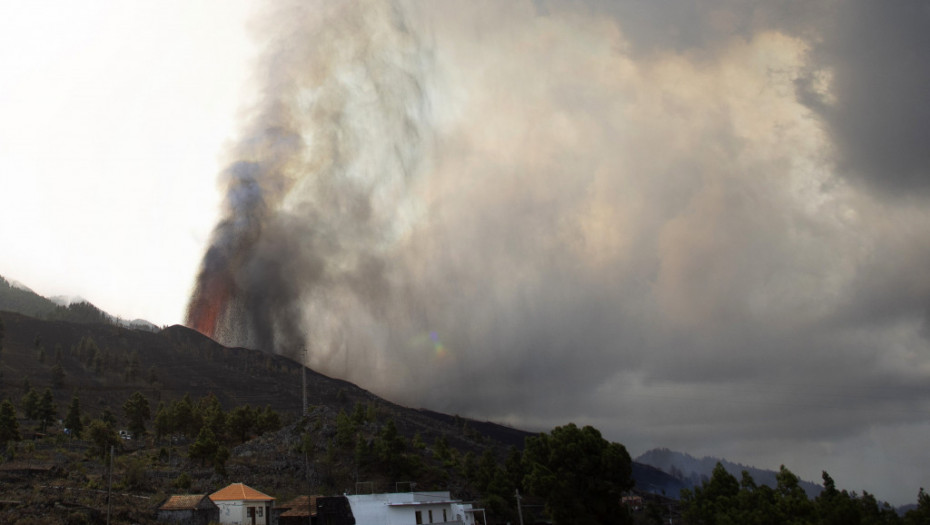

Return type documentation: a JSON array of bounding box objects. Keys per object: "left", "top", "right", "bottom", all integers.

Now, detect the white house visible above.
[
  {"left": 209, "top": 482, "right": 275, "bottom": 525},
  {"left": 345, "top": 491, "right": 479, "bottom": 525}
]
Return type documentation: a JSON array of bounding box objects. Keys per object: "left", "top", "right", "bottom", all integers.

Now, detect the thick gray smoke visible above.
[
  {"left": 189, "top": 0, "right": 435, "bottom": 358},
  {"left": 189, "top": 0, "right": 930, "bottom": 504}
]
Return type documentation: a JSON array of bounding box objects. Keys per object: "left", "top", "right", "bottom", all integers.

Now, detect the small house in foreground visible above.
[
  {"left": 156, "top": 494, "right": 219, "bottom": 525},
  {"left": 209, "top": 482, "right": 275, "bottom": 525},
  {"left": 345, "top": 491, "right": 477, "bottom": 525}
]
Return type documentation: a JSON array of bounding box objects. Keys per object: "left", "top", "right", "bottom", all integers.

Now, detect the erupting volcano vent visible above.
[{"left": 186, "top": 1, "right": 434, "bottom": 362}]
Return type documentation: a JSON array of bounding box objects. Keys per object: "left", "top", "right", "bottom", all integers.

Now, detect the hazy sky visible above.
[
  {"left": 3, "top": 1, "right": 930, "bottom": 506},
  {"left": 0, "top": 1, "right": 255, "bottom": 323}
]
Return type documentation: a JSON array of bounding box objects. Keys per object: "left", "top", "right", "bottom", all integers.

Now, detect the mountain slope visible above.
[
  {"left": 0, "top": 275, "right": 58, "bottom": 318},
  {"left": 0, "top": 274, "right": 157, "bottom": 330},
  {"left": 0, "top": 308, "right": 685, "bottom": 500},
  {"left": 636, "top": 447, "right": 823, "bottom": 499}
]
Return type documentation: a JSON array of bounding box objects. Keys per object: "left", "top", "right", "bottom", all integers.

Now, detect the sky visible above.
[{"left": 3, "top": 0, "right": 930, "bottom": 506}]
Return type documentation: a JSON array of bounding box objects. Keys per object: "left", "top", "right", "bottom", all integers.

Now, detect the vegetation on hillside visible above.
[
  {"left": 0, "top": 300, "right": 927, "bottom": 524},
  {"left": 0, "top": 276, "right": 57, "bottom": 318},
  {"left": 680, "top": 462, "right": 930, "bottom": 525}
]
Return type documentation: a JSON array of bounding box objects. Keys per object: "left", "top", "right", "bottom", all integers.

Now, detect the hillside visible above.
[
  {"left": 0, "top": 275, "right": 157, "bottom": 330},
  {"left": 0, "top": 307, "right": 683, "bottom": 523},
  {"left": 0, "top": 276, "right": 58, "bottom": 318},
  {"left": 0, "top": 310, "right": 531, "bottom": 452},
  {"left": 636, "top": 447, "right": 823, "bottom": 499}
]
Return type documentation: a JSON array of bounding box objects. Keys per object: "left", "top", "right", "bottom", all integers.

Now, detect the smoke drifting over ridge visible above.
[{"left": 188, "top": 0, "right": 930, "bottom": 503}]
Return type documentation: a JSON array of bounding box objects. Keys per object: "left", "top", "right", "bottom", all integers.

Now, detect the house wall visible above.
[
  {"left": 156, "top": 508, "right": 219, "bottom": 525},
  {"left": 215, "top": 499, "right": 272, "bottom": 525},
  {"left": 345, "top": 492, "right": 474, "bottom": 525}
]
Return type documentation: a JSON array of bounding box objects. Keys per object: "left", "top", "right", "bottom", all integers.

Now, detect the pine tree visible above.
[
  {"left": 0, "top": 399, "right": 20, "bottom": 445},
  {"left": 172, "top": 394, "right": 196, "bottom": 437},
  {"left": 227, "top": 404, "right": 255, "bottom": 443},
  {"left": 123, "top": 391, "right": 151, "bottom": 439},
  {"left": 154, "top": 402, "right": 171, "bottom": 442},
  {"left": 64, "top": 394, "right": 83, "bottom": 439},
  {"left": 189, "top": 426, "right": 219, "bottom": 466},
  {"left": 86, "top": 419, "right": 119, "bottom": 460},
  {"left": 20, "top": 387, "right": 39, "bottom": 420},
  {"left": 101, "top": 408, "right": 117, "bottom": 426},
  {"left": 37, "top": 388, "right": 56, "bottom": 432}
]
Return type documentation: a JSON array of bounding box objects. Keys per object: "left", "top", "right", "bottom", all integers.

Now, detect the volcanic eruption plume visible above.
[
  {"left": 187, "top": 0, "right": 434, "bottom": 359},
  {"left": 184, "top": 2, "right": 930, "bottom": 503}
]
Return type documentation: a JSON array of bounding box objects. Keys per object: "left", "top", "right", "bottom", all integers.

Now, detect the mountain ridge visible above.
[{"left": 636, "top": 447, "right": 823, "bottom": 499}]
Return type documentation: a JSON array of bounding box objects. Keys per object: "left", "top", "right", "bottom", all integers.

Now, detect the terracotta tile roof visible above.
[
  {"left": 159, "top": 494, "right": 215, "bottom": 511},
  {"left": 209, "top": 483, "right": 275, "bottom": 502}
]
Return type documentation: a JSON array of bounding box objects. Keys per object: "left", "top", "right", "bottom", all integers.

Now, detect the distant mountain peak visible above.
[
  {"left": 49, "top": 294, "right": 89, "bottom": 306},
  {"left": 636, "top": 448, "right": 823, "bottom": 499}
]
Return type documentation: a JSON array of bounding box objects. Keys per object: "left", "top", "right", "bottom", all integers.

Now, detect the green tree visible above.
[
  {"left": 433, "top": 435, "right": 451, "bottom": 462},
  {"left": 335, "top": 409, "right": 355, "bottom": 448},
  {"left": 0, "top": 315, "right": 5, "bottom": 357},
  {"left": 189, "top": 426, "right": 219, "bottom": 466},
  {"left": 101, "top": 408, "right": 117, "bottom": 426},
  {"left": 154, "top": 402, "right": 172, "bottom": 442},
  {"left": 375, "top": 419, "right": 409, "bottom": 477},
  {"left": 0, "top": 399, "right": 20, "bottom": 445},
  {"left": 198, "top": 394, "right": 226, "bottom": 440},
  {"left": 64, "top": 394, "right": 83, "bottom": 439},
  {"left": 86, "top": 419, "right": 119, "bottom": 459},
  {"left": 905, "top": 488, "right": 930, "bottom": 525},
  {"left": 256, "top": 405, "right": 281, "bottom": 435},
  {"left": 20, "top": 387, "right": 39, "bottom": 420},
  {"left": 523, "top": 423, "right": 633, "bottom": 525},
  {"left": 36, "top": 388, "right": 56, "bottom": 432},
  {"left": 775, "top": 464, "right": 815, "bottom": 523},
  {"left": 122, "top": 391, "right": 150, "bottom": 439},
  {"left": 227, "top": 404, "right": 256, "bottom": 443},
  {"left": 816, "top": 471, "right": 860, "bottom": 525},
  {"left": 214, "top": 445, "right": 230, "bottom": 476},
  {"left": 355, "top": 435, "right": 373, "bottom": 472},
  {"left": 505, "top": 446, "right": 525, "bottom": 492},
  {"left": 171, "top": 394, "right": 196, "bottom": 437},
  {"left": 351, "top": 402, "right": 367, "bottom": 425},
  {"left": 476, "top": 449, "right": 499, "bottom": 494},
  {"left": 174, "top": 472, "right": 192, "bottom": 490}
]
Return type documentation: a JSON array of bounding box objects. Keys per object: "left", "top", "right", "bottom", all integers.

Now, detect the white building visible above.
[
  {"left": 209, "top": 482, "right": 275, "bottom": 525},
  {"left": 345, "top": 491, "right": 480, "bottom": 525}
]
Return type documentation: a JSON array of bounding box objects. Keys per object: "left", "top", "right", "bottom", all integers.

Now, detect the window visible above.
[
  {"left": 443, "top": 509, "right": 448, "bottom": 522},
  {"left": 428, "top": 510, "right": 433, "bottom": 523},
  {"left": 415, "top": 510, "right": 423, "bottom": 524},
  {"left": 258, "top": 507, "right": 263, "bottom": 517}
]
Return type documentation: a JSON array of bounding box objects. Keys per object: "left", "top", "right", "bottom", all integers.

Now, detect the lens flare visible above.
[{"left": 429, "top": 331, "right": 448, "bottom": 359}]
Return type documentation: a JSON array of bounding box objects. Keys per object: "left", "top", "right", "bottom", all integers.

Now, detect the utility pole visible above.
[
  {"left": 106, "top": 445, "right": 114, "bottom": 525},
  {"left": 302, "top": 346, "right": 309, "bottom": 415},
  {"left": 515, "top": 489, "right": 525, "bottom": 525}
]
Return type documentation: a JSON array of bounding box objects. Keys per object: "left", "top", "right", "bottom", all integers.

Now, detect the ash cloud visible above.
[
  {"left": 796, "top": 0, "right": 930, "bottom": 195},
  {"left": 188, "top": 0, "right": 930, "bottom": 504}
]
